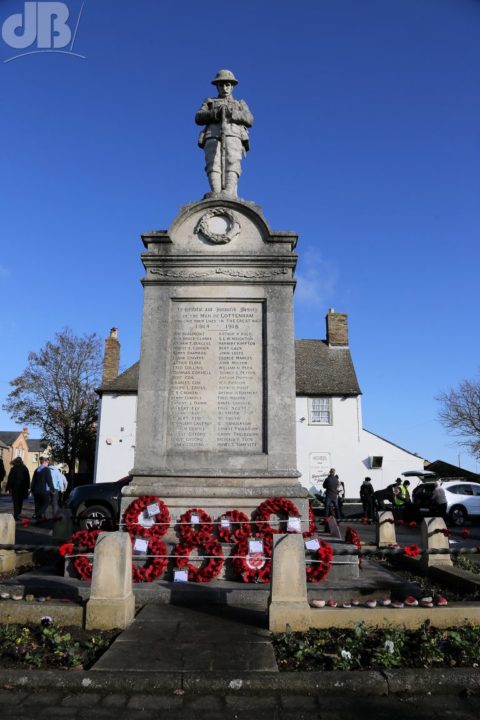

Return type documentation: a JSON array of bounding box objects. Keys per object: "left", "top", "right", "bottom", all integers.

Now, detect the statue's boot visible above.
[
  {"left": 208, "top": 172, "right": 222, "bottom": 194},
  {"left": 224, "top": 172, "right": 238, "bottom": 197}
]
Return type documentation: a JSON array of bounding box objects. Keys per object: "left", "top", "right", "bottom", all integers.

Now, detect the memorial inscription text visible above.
[{"left": 168, "top": 301, "right": 264, "bottom": 452}]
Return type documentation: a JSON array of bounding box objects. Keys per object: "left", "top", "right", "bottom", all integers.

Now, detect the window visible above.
[
  {"left": 370, "top": 456, "right": 383, "bottom": 469},
  {"left": 450, "top": 484, "right": 474, "bottom": 496},
  {"left": 309, "top": 397, "right": 332, "bottom": 425}
]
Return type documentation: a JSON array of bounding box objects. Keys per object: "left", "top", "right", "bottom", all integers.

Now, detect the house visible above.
[
  {"left": 0, "top": 429, "right": 50, "bottom": 490},
  {"left": 94, "top": 311, "right": 425, "bottom": 497},
  {"left": 25, "top": 437, "right": 50, "bottom": 477},
  {"left": 0, "top": 428, "right": 30, "bottom": 492}
]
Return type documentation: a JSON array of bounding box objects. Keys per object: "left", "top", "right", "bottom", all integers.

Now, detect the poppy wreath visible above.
[
  {"left": 217, "top": 510, "right": 251, "bottom": 543},
  {"left": 124, "top": 496, "right": 170, "bottom": 539},
  {"left": 131, "top": 534, "right": 168, "bottom": 583},
  {"left": 254, "top": 497, "right": 301, "bottom": 535},
  {"left": 232, "top": 534, "right": 273, "bottom": 583},
  {"left": 70, "top": 529, "right": 101, "bottom": 581},
  {"left": 177, "top": 507, "right": 214, "bottom": 543},
  {"left": 305, "top": 539, "right": 334, "bottom": 583},
  {"left": 302, "top": 503, "right": 316, "bottom": 538},
  {"left": 172, "top": 536, "right": 224, "bottom": 582}
]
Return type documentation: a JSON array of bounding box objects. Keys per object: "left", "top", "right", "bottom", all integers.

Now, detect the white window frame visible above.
[{"left": 308, "top": 397, "right": 333, "bottom": 425}]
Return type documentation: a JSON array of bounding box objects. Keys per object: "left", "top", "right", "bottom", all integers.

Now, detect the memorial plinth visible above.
[{"left": 125, "top": 197, "right": 307, "bottom": 521}]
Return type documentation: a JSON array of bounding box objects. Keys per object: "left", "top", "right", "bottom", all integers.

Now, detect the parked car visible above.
[
  {"left": 66, "top": 476, "right": 132, "bottom": 530},
  {"left": 412, "top": 480, "right": 480, "bottom": 526}
]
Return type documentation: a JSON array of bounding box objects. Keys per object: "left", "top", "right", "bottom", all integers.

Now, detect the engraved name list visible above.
[{"left": 168, "top": 301, "right": 263, "bottom": 453}]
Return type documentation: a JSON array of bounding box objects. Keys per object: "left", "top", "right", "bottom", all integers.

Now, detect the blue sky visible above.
[{"left": 0, "top": 0, "right": 479, "bottom": 472}]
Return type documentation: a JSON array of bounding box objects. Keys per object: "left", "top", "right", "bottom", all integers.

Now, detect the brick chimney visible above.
[
  {"left": 102, "top": 328, "right": 120, "bottom": 385},
  {"left": 325, "top": 309, "right": 349, "bottom": 346}
]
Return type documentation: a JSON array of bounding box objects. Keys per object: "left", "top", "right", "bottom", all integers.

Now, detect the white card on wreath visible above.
[
  {"left": 190, "top": 514, "right": 200, "bottom": 525},
  {"left": 287, "top": 516, "right": 302, "bottom": 532},
  {"left": 174, "top": 569, "right": 188, "bottom": 583},
  {"left": 305, "top": 538, "right": 320, "bottom": 551},
  {"left": 133, "top": 538, "right": 149, "bottom": 554},
  {"left": 220, "top": 517, "right": 230, "bottom": 528},
  {"left": 146, "top": 502, "right": 160, "bottom": 518},
  {"left": 249, "top": 539, "right": 263, "bottom": 553}
]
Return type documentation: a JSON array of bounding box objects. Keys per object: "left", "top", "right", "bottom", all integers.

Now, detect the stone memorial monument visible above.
[{"left": 124, "top": 70, "right": 307, "bottom": 534}]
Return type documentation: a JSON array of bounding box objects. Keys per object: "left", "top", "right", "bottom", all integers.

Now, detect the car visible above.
[
  {"left": 66, "top": 476, "right": 132, "bottom": 531},
  {"left": 412, "top": 480, "right": 480, "bottom": 526}
]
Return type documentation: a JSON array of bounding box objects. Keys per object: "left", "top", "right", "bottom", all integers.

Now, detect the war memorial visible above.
[{"left": 125, "top": 68, "right": 309, "bottom": 532}]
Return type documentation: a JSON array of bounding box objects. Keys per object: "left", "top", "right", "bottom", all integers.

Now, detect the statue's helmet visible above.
[{"left": 211, "top": 69, "right": 238, "bottom": 86}]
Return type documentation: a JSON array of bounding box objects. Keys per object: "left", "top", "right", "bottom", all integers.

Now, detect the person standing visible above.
[
  {"left": 31, "top": 457, "right": 54, "bottom": 520},
  {"left": 6, "top": 457, "right": 30, "bottom": 520},
  {"left": 360, "top": 477, "right": 375, "bottom": 519},
  {"left": 48, "top": 461, "right": 67, "bottom": 518},
  {"left": 323, "top": 468, "right": 343, "bottom": 519},
  {"left": 431, "top": 481, "right": 448, "bottom": 521},
  {"left": 0, "top": 457, "right": 6, "bottom": 494}
]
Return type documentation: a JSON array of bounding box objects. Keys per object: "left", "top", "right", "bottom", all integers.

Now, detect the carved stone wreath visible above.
[{"left": 194, "top": 208, "right": 241, "bottom": 245}]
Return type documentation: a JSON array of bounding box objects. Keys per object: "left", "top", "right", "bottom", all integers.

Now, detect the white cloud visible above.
[{"left": 294, "top": 248, "right": 337, "bottom": 310}]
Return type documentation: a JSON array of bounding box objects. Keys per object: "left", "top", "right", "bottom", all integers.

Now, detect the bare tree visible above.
[
  {"left": 437, "top": 375, "right": 480, "bottom": 460},
  {"left": 3, "top": 328, "right": 103, "bottom": 484}
]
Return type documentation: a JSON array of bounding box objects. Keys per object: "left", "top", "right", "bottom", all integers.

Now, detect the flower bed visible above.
[
  {"left": 273, "top": 621, "right": 480, "bottom": 671},
  {"left": 0, "top": 617, "right": 117, "bottom": 670}
]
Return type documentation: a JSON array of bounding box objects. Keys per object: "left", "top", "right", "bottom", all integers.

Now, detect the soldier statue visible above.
[{"left": 195, "top": 69, "right": 254, "bottom": 197}]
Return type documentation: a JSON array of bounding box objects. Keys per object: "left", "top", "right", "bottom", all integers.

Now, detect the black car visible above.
[{"left": 67, "top": 476, "right": 132, "bottom": 530}]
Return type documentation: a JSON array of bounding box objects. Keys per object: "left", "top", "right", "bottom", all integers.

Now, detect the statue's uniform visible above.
[{"left": 195, "top": 97, "right": 253, "bottom": 179}]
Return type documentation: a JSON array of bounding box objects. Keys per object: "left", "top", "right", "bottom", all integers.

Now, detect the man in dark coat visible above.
[
  {"left": 360, "top": 477, "right": 375, "bottom": 519},
  {"left": 6, "top": 457, "right": 30, "bottom": 519},
  {"left": 323, "top": 468, "right": 343, "bottom": 519},
  {"left": 0, "top": 457, "right": 6, "bottom": 494},
  {"left": 31, "top": 456, "right": 54, "bottom": 520}
]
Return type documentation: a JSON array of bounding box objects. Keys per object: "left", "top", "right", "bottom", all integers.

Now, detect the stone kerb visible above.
[
  {"left": 85, "top": 531, "right": 135, "bottom": 631},
  {"left": 269, "top": 533, "right": 311, "bottom": 632},
  {"left": 0, "top": 514, "right": 16, "bottom": 573},
  {"left": 420, "top": 516, "right": 453, "bottom": 570},
  {"left": 376, "top": 511, "right": 396, "bottom": 548}
]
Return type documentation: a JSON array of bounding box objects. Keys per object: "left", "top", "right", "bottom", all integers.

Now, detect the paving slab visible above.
[{"left": 92, "top": 603, "right": 278, "bottom": 673}]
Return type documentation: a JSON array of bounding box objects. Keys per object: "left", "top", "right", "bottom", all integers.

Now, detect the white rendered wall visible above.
[
  {"left": 295, "top": 395, "right": 362, "bottom": 497},
  {"left": 94, "top": 394, "right": 137, "bottom": 484},
  {"left": 94, "top": 391, "right": 425, "bottom": 495},
  {"left": 295, "top": 396, "right": 424, "bottom": 498}
]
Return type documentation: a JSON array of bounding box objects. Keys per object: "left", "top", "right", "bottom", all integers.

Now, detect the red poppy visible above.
[
  {"left": 58, "top": 543, "right": 74, "bottom": 557},
  {"left": 408, "top": 521, "right": 417, "bottom": 528},
  {"left": 396, "top": 519, "right": 404, "bottom": 527},
  {"left": 403, "top": 544, "right": 420, "bottom": 558},
  {"left": 21, "top": 519, "right": 30, "bottom": 528},
  {"left": 461, "top": 529, "right": 471, "bottom": 539}
]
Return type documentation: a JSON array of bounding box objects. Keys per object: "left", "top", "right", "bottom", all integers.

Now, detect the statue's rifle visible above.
[{"left": 220, "top": 103, "right": 227, "bottom": 191}]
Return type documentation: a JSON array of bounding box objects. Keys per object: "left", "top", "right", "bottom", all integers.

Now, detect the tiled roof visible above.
[
  {"left": 28, "top": 439, "right": 48, "bottom": 453},
  {"left": 0, "top": 431, "right": 22, "bottom": 447},
  {"left": 99, "top": 341, "right": 361, "bottom": 397},
  {"left": 98, "top": 362, "right": 140, "bottom": 393},
  {"left": 295, "top": 340, "right": 361, "bottom": 396}
]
